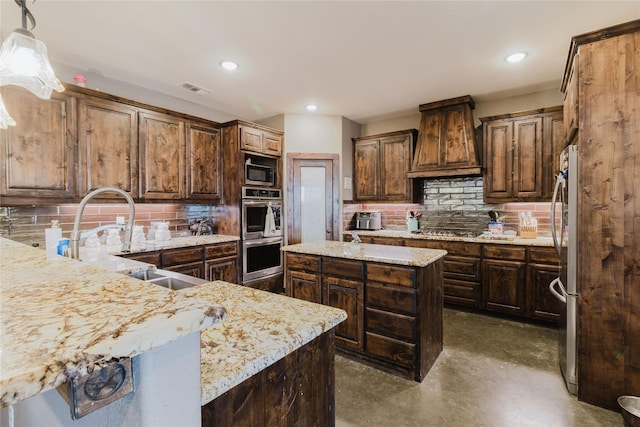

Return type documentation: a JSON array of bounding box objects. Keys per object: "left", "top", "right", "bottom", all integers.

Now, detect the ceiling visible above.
[{"left": 1, "top": 1, "right": 638, "bottom": 124}]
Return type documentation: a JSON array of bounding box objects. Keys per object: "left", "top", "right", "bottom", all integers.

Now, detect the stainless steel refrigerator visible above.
[{"left": 549, "top": 144, "right": 578, "bottom": 395}]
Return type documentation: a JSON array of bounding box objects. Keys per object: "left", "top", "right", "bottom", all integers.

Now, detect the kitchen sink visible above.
[{"left": 127, "top": 269, "right": 209, "bottom": 290}]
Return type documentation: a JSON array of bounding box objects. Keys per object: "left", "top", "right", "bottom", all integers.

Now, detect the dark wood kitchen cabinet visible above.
[
  {"left": 0, "top": 86, "right": 77, "bottom": 202},
  {"left": 285, "top": 253, "right": 364, "bottom": 351},
  {"left": 205, "top": 241, "right": 239, "bottom": 283},
  {"left": 527, "top": 247, "right": 561, "bottom": 322},
  {"left": 408, "top": 95, "right": 481, "bottom": 178},
  {"left": 481, "top": 107, "right": 563, "bottom": 203},
  {"left": 139, "top": 111, "right": 186, "bottom": 200},
  {"left": 187, "top": 123, "right": 222, "bottom": 201},
  {"left": 353, "top": 129, "right": 417, "bottom": 202},
  {"left": 239, "top": 122, "right": 282, "bottom": 156},
  {"left": 78, "top": 97, "right": 138, "bottom": 198},
  {"left": 482, "top": 245, "right": 527, "bottom": 315}
]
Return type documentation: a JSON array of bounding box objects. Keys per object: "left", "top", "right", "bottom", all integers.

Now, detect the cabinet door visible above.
[
  {"left": 482, "top": 259, "right": 526, "bottom": 315},
  {"left": 542, "top": 112, "right": 564, "bottom": 199},
  {"left": 528, "top": 263, "right": 562, "bottom": 322},
  {"left": 187, "top": 123, "right": 221, "bottom": 200},
  {"left": 513, "top": 116, "right": 543, "bottom": 199},
  {"left": 0, "top": 87, "right": 76, "bottom": 199},
  {"left": 287, "top": 270, "right": 321, "bottom": 303},
  {"left": 164, "top": 261, "right": 205, "bottom": 279},
  {"left": 354, "top": 139, "right": 380, "bottom": 200},
  {"left": 323, "top": 276, "right": 364, "bottom": 351},
  {"left": 139, "top": 111, "right": 185, "bottom": 199},
  {"left": 206, "top": 256, "right": 238, "bottom": 283},
  {"left": 78, "top": 98, "right": 138, "bottom": 198},
  {"left": 379, "top": 134, "right": 412, "bottom": 201},
  {"left": 563, "top": 54, "right": 579, "bottom": 143},
  {"left": 483, "top": 119, "right": 513, "bottom": 200},
  {"left": 239, "top": 126, "right": 263, "bottom": 153},
  {"left": 262, "top": 131, "right": 282, "bottom": 156}
]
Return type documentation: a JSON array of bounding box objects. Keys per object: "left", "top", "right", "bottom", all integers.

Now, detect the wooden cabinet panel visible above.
[
  {"left": 78, "top": 97, "right": 138, "bottom": 197},
  {"left": 205, "top": 242, "right": 238, "bottom": 259},
  {"left": 206, "top": 257, "right": 238, "bottom": 283},
  {"left": 288, "top": 270, "right": 321, "bottom": 303},
  {"left": 513, "top": 116, "right": 543, "bottom": 198},
  {"left": 322, "top": 258, "right": 364, "bottom": 281},
  {"left": 563, "top": 53, "right": 579, "bottom": 143},
  {"left": 121, "top": 251, "right": 161, "bottom": 266},
  {"left": 483, "top": 245, "right": 526, "bottom": 261},
  {"left": 353, "top": 139, "right": 379, "bottom": 200},
  {"left": 528, "top": 247, "right": 559, "bottom": 264},
  {"left": 365, "top": 332, "right": 415, "bottom": 369},
  {"left": 187, "top": 123, "right": 221, "bottom": 200},
  {"left": 239, "top": 125, "right": 282, "bottom": 156},
  {"left": 367, "top": 264, "right": 416, "bottom": 288},
  {"left": 262, "top": 131, "right": 282, "bottom": 156},
  {"left": 323, "top": 276, "right": 363, "bottom": 351},
  {"left": 528, "top": 263, "right": 561, "bottom": 322},
  {"left": 482, "top": 259, "right": 526, "bottom": 315},
  {"left": 164, "top": 261, "right": 204, "bottom": 279},
  {"left": 139, "top": 111, "right": 185, "bottom": 200},
  {"left": 0, "top": 87, "right": 76, "bottom": 200},
  {"left": 366, "top": 307, "right": 415, "bottom": 342},
  {"left": 366, "top": 282, "right": 415, "bottom": 315},
  {"left": 543, "top": 112, "right": 565, "bottom": 198},
  {"left": 353, "top": 129, "right": 416, "bottom": 202},
  {"left": 483, "top": 119, "right": 512, "bottom": 199},
  {"left": 162, "top": 247, "right": 204, "bottom": 266},
  {"left": 285, "top": 253, "right": 321, "bottom": 273}
]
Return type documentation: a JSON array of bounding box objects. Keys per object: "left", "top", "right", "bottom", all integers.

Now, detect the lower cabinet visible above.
[
  {"left": 345, "top": 233, "right": 561, "bottom": 324},
  {"left": 121, "top": 240, "right": 239, "bottom": 283},
  {"left": 285, "top": 252, "right": 442, "bottom": 382}
]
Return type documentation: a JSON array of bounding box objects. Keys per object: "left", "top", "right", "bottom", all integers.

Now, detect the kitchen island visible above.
[
  {"left": 282, "top": 240, "right": 447, "bottom": 382},
  {"left": 0, "top": 238, "right": 346, "bottom": 426}
]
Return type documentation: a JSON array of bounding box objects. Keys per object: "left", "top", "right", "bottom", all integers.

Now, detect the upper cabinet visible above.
[
  {"left": 353, "top": 129, "right": 417, "bottom": 202},
  {"left": 0, "top": 87, "right": 77, "bottom": 202},
  {"left": 481, "top": 107, "right": 563, "bottom": 203},
  {"left": 0, "top": 85, "right": 223, "bottom": 204},
  {"left": 239, "top": 122, "right": 282, "bottom": 157},
  {"left": 408, "top": 95, "right": 481, "bottom": 178},
  {"left": 78, "top": 97, "right": 138, "bottom": 198}
]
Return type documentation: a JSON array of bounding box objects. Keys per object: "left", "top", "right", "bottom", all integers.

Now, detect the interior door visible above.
[{"left": 287, "top": 154, "right": 340, "bottom": 245}]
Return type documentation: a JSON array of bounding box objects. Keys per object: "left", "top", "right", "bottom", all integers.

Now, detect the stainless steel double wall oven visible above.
[{"left": 241, "top": 187, "right": 283, "bottom": 285}]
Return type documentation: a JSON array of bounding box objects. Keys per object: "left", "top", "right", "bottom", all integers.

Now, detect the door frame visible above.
[{"left": 286, "top": 153, "right": 340, "bottom": 245}]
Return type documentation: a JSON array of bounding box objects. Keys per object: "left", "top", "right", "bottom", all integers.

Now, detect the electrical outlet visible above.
[{"left": 116, "top": 216, "right": 125, "bottom": 225}]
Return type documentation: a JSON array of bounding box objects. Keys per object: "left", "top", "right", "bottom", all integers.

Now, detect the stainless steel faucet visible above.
[{"left": 70, "top": 187, "right": 136, "bottom": 259}]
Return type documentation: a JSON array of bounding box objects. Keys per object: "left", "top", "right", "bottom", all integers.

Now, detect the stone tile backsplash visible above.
[
  {"left": 0, "top": 204, "right": 214, "bottom": 248},
  {"left": 344, "top": 176, "right": 557, "bottom": 236}
]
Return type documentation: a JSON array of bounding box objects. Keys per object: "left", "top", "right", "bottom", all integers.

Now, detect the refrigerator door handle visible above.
[
  {"left": 549, "top": 277, "right": 567, "bottom": 304},
  {"left": 550, "top": 173, "right": 564, "bottom": 257}
]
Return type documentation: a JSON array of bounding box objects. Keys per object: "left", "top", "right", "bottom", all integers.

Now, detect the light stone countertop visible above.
[
  {"left": 108, "top": 234, "right": 240, "bottom": 255},
  {"left": 344, "top": 229, "right": 555, "bottom": 247},
  {"left": 281, "top": 240, "right": 447, "bottom": 267},
  {"left": 0, "top": 238, "right": 227, "bottom": 407},
  {"left": 180, "top": 282, "right": 347, "bottom": 406}
]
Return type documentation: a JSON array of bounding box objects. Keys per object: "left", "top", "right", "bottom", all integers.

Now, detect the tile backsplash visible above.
[
  {"left": 0, "top": 204, "right": 214, "bottom": 248},
  {"left": 344, "top": 176, "right": 557, "bottom": 236}
]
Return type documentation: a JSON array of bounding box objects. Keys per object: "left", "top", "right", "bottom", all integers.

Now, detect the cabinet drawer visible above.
[
  {"left": 528, "top": 247, "right": 559, "bottom": 264},
  {"left": 365, "top": 332, "right": 415, "bottom": 368},
  {"left": 366, "top": 308, "right": 415, "bottom": 342},
  {"left": 123, "top": 252, "right": 161, "bottom": 266},
  {"left": 366, "top": 282, "right": 415, "bottom": 315},
  {"left": 205, "top": 242, "right": 238, "bottom": 259},
  {"left": 443, "top": 256, "right": 480, "bottom": 281},
  {"left": 322, "top": 257, "right": 364, "bottom": 280},
  {"left": 444, "top": 278, "right": 480, "bottom": 302},
  {"left": 285, "top": 253, "right": 320, "bottom": 273},
  {"left": 366, "top": 264, "right": 415, "bottom": 288},
  {"left": 370, "top": 237, "right": 404, "bottom": 246},
  {"left": 162, "top": 247, "right": 204, "bottom": 266},
  {"left": 482, "top": 245, "right": 526, "bottom": 261}
]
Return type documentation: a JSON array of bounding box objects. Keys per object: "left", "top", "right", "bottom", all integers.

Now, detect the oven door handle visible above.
[{"left": 243, "top": 237, "right": 283, "bottom": 247}]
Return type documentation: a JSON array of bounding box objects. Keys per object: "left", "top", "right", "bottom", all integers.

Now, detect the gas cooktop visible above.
[{"left": 410, "top": 229, "right": 478, "bottom": 238}]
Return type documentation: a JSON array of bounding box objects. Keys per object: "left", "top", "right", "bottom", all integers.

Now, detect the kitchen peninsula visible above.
[
  {"left": 282, "top": 240, "right": 447, "bottom": 382},
  {"left": 0, "top": 238, "right": 346, "bottom": 427}
]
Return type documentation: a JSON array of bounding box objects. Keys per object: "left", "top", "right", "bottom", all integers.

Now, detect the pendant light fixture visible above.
[{"left": 0, "top": 0, "right": 64, "bottom": 102}]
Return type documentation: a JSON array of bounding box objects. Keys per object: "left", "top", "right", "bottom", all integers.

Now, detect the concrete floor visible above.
[{"left": 335, "top": 308, "right": 623, "bottom": 427}]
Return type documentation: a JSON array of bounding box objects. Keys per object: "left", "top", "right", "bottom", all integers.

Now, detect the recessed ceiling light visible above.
[
  {"left": 306, "top": 104, "right": 318, "bottom": 111},
  {"left": 220, "top": 61, "right": 238, "bottom": 70},
  {"left": 506, "top": 52, "right": 527, "bottom": 63}
]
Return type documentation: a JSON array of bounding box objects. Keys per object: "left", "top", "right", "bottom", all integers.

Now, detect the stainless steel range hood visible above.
[{"left": 408, "top": 95, "right": 482, "bottom": 178}]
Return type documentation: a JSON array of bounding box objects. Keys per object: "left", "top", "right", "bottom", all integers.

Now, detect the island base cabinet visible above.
[{"left": 202, "top": 331, "right": 336, "bottom": 427}]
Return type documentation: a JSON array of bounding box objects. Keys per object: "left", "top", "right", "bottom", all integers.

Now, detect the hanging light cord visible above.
[{"left": 16, "top": 0, "right": 36, "bottom": 31}]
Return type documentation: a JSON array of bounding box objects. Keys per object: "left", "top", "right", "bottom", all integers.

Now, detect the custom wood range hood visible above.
[{"left": 408, "top": 95, "right": 482, "bottom": 178}]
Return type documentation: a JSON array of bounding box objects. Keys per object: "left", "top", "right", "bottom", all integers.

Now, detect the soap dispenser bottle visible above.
[{"left": 45, "top": 220, "right": 62, "bottom": 259}]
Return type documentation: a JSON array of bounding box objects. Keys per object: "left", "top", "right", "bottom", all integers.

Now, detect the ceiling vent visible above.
[{"left": 180, "top": 82, "right": 211, "bottom": 95}]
